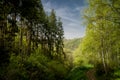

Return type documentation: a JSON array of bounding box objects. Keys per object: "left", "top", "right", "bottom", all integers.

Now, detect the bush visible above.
[
  {"left": 5, "top": 49, "right": 68, "bottom": 80},
  {"left": 6, "top": 54, "right": 28, "bottom": 80},
  {"left": 65, "top": 66, "right": 89, "bottom": 80}
]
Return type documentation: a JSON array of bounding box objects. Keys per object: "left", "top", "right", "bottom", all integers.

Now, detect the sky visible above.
[{"left": 41, "top": 0, "right": 87, "bottom": 39}]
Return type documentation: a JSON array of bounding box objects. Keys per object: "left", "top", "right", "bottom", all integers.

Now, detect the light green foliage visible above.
[
  {"left": 67, "top": 0, "right": 120, "bottom": 80},
  {"left": 64, "top": 38, "right": 82, "bottom": 69},
  {"left": 78, "top": 0, "right": 120, "bottom": 79},
  {"left": 73, "top": 40, "right": 94, "bottom": 67}
]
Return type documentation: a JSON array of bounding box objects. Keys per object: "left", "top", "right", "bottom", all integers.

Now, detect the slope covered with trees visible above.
[{"left": 64, "top": 38, "right": 82, "bottom": 51}]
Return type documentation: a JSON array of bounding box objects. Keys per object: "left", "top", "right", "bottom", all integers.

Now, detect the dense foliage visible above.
[
  {"left": 0, "top": 0, "right": 66, "bottom": 80},
  {"left": 73, "top": 0, "right": 120, "bottom": 80},
  {"left": 1, "top": 0, "right": 120, "bottom": 80}
]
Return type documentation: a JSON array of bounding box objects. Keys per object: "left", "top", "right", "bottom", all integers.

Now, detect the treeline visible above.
[
  {"left": 74, "top": 0, "right": 120, "bottom": 80},
  {"left": 0, "top": 0, "right": 66, "bottom": 80}
]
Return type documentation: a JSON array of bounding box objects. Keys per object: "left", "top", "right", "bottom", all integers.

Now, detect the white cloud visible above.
[{"left": 42, "top": 1, "right": 86, "bottom": 39}]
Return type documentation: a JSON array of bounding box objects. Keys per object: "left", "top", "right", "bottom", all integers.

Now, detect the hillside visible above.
[{"left": 64, "top": 38, "right": 82, "bottom": 51}]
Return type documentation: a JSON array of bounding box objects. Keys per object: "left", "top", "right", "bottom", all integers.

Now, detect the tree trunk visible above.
[
  {"left": 101, "top": 37, "right": 107, "bottom": 74},
  {"left": 26, "top": 24, "right": 32, "bottom": 55}
]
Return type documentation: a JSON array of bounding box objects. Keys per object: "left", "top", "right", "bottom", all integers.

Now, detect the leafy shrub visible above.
[
  {"left": 6, "top": 54, "right": 28, "bottom": 80},
  {"left": 66, "top": 66, "right": 89, "bottom": 80},
  {"left": 6, "top": 48, "right": 68, "bottom": 80}
]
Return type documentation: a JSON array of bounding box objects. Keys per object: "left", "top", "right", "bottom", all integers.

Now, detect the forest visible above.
[{"left": 0, "top": 0, "right": 120, "bottom": 80}]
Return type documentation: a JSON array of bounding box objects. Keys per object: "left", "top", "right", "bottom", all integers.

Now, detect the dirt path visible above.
[{"left": 86, "top": 69, "right": 96, "bottom": 80}]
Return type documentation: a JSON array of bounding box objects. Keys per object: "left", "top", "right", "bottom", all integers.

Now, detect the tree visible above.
[
  {"left": 47, "top": 10, "right": 65, "bottom": 59},
  {"left": 56, "top": 17, "right": 64, "bottom": 59},
  {"left": 47, "top": 9, "right": 57, "bottom": 58},
  {"left": 82, "top": 0, "right": 120, "bottom": 74}
]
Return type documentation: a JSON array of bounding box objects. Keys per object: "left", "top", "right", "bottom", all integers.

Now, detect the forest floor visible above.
[{"left": 86, "top": 69, "right": 96, "bottom": 80}]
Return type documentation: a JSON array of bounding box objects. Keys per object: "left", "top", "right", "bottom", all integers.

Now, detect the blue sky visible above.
[{"left": 41, "top": 0, "right": 87, "bottom": 39}]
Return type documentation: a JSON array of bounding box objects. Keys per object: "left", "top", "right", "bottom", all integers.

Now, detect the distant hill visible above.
[
  {"left": 64, "top": 38, "right": 82, "bottom": 51},
  {"left": 63, "top": 38, "right": 82, "bottom": 68}
]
